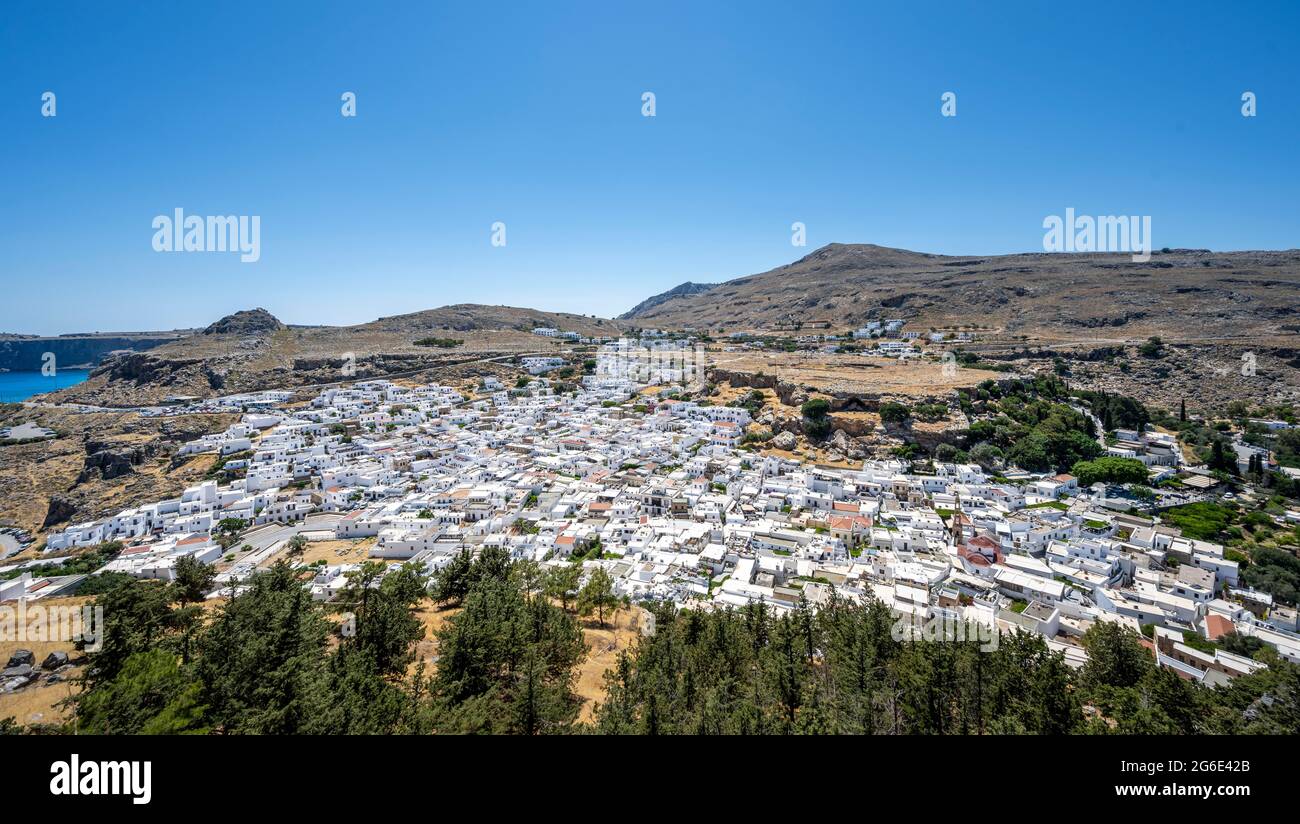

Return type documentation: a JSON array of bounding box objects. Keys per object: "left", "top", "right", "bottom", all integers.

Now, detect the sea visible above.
[{"left": 0, "top": 369, "right": 91, "bottom": 402}]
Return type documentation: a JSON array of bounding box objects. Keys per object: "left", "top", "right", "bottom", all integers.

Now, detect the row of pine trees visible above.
[{"left": 48, "top": 548, "right": 1300, "bottom": 735}]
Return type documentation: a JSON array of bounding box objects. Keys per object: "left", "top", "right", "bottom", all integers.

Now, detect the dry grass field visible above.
[
  {"left": 0, "top": 595, "right": 92, "bottom": 727},
  {"left": 709, "top": 349, "right": 999, "bottom": 397},
  {"left": 573, "top": 607, "right": 644, "bottom": 723}
]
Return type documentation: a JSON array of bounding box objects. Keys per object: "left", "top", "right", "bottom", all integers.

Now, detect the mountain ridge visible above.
[
  {"left": 620, "top": 243, "right": 1300, "bottom": 343},
  {"left": 619, "top": 282, "right": 721, "bottom": 319}
]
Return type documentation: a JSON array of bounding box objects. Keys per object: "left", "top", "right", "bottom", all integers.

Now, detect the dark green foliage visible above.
[
  {"left": 801, "top": 398, "right": 832, "bottom": 440},
  {"left": 1208, "top": 439, "right": 1237, "bottom": 473},
  {"left": 73, "top": 570, "right": 136, "bottom": 596},
  {"left": 1005, "top": 429, "right": 1100, "bottom": 473},
  {"left": 336, "top": 562, "right": 429, "bottom": 676},
  {"left": 878, "top": 402, "right": 910, "bottom": 425},
  {"left": 82, "top": 577, "right": 176, "bottom": 688},
  {"left": 933, "top": 443, "right": 966, "bottom": 463},
  {"left": 1074, "top": 390, "right": 1151, "bottom": 432},
  {"left": 728, "top": 390, "right": 766, "bottom": 418},
  {"left": 957, "top": 381, "right": 1102, "bottom": 473},
  {"left": 171, "top": 554, "right": 216, "bottom": 606},
  {"left": 431, "top": 568, "right": 586, "bottom": 733},
  {"left": 215, "top": 517, "right": 247, "bottom": 535},
  {"left": 578, "top": 567, "right": 617, "bottom": 627},
  {"left": 195, "top": 562, "right": 334, "bottom": 734},
  {"left": 1137, "top": 336, "right": 1164, "bottom": 358},
  {"left": 545, "top": 563, "right": 582, "bottom": 612},
  {"left": 1080, "top": 622, "right": 1151, "bottom": 690},
  {"left": 61, "top": 546, "right": 1300, "bottom": 736},
  {"left": 413, "top": 337, "right": 463, "bottom": 348},
  {"left": 1242, "top": 546, "right": 1300, "bottom": 605},
  {"left": 594, "top": 596, "right": 1082, "bottom": 735},
  {"left": 430, "top": 545, "right": 511, "bottom": 606},
  {"left": 1071, "top": 457, "right": 1149, "bottom": 486},
  {"left": 76, "top": 649, "right": 208, "bottom": 735},
  {"left": 1, "top": 541, "right": 122, "bottom": 581},
  {"left": 1161, "top": 502, "right": 1238, "bottom": 541}
]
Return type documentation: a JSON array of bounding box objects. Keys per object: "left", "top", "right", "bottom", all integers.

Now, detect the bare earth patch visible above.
[{"left": 709, "top": 349, "right": 998, "bottom": 396}]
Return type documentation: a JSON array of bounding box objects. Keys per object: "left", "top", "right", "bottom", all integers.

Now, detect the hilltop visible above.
[
  {"left": 358, "top": 304, "right": 617, "bottom": 336},
  {"left": 203, "top": 307, "right": 285, "bottom": 336},
  {"left": 618, "top": 282, "right": 720, "bottom": 320},
  {"left": 41, "top": 304, "right": 625, "bottom": 407},
  {"left": 621, "top": 243, "right": 1300, "bottom": 345}
]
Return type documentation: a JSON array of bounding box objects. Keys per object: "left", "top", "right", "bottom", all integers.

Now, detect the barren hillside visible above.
[
  {"left": 624, "top": 243, "right": 1300, "bottom": 346},
  {"left": 44, "top": 305, "right": 625, "bottom": 407}
]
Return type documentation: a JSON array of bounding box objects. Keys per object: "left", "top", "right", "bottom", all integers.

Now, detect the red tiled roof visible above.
[{"left": 1205, "top": 614, "right": 1234, "bottom": 641}]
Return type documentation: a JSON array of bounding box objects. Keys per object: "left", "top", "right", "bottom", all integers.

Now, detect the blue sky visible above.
[{"left": 1, "top": 0, "right": 1297, "bottom": 335}]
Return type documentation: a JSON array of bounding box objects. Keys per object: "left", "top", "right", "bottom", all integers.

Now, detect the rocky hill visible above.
[
  {"left": 359, "top": 304, "right": 619, "bottom": 336},
  {"left": 619, "top": 282, "right": 719, "bottom": 320},
  {"left": 0, "top": 405, "right": 238, "bottom": 537},
  {"left": 42, "top": 304, "right": 625, "bottom": 407},
  {"left": 203, "top": 308, "right": 285, "bottom": 336},
  {"left": 623, "top": 243, "right": 1300, "bottom": 345}
]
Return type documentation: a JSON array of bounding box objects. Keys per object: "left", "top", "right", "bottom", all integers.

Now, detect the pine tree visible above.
[
  {"left": 195, "top": 561, "right": 333, "bottom": 734},
  {"left": 545, "top": 563, "right": 582, "bottom": 613},
  {"left": 578, "top": 567, "right": 617, "bottom": 627},
  {"left": 76, "top": 648, "right": 208, "bottom": 735}
]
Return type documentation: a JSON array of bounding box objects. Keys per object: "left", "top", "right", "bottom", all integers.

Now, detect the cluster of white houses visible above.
[{"left": 11, "top": 351, "right": 1300, "bottom": 686}]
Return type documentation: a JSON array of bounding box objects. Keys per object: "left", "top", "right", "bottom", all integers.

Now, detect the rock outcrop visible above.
[{"left": 203, "top": 308, "right": 285, "bottom": 336}]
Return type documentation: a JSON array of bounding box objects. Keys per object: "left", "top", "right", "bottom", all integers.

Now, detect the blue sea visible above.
[{"left": 0, "top": 369, "right": 91, "bottom": 402}]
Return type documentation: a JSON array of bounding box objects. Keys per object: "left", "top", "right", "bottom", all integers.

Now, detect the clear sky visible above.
[{"left": 2, "top": 1, "right": 1297, "bottom": 335}]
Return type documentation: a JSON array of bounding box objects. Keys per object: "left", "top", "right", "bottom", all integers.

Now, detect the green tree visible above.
[
  {"left": 578, "top": 567, "right": 617, "bottom": 627},
  {"left": 286, "top": 533, "right": 309, "bottom": 560},
  {"left": 171, "top": 554, "right": 215, "bottom": 607},
  {"left": 968, "top": 442, "right": 1004, "bottom": 471},
  {"left": 1080, "top": 622, "right": 1151, "bottom": 691},
  {"left": 432, "top": 570, "right": 586, "bottom": 733},
  {"left": 82, "top": 578, "right": 176, "bottom": 689},
  {"left": 878, "top": 402, "right": 911, "bottom": 425},
  {"left": 430, "top": 547, "right": 475, "bottom": 605},
  {"left": 195, "top": 562, "right": 333, "bottom": 734},
  {"left": 339, "top": 562, "right": 428, "bottom": 677},
  {"left": 546, "top": 564, "right": 583, "bottom": 613},
  {"left": 801, "top": 398, "right": 832, "bottom": 440},
  {"left": 76, "top": 649, "right": 208, "bottom": 735},
  {"left": 1070, "top": 457, "right": 1149, "bottom": 486},
  {"left": 1138, "top": 336, "right": 1164, "bottom": 358}
]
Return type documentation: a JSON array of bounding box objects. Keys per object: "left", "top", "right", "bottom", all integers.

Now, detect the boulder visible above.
[
  {"left": 2, "top": 663, "right": 33, "bottom": 679},
  {"left": 772, "top": 431, "right": 797, "bottom": 451},
  {"left": 41, "top": 496, "right": 78, "bottom": 528},
  {"left": 2, "top": 672, "right": 39, "bottom": 692},
  {"left": 41, "top": 651, "right": 70, "bottom": 670},
  {"left": 828, "top": 428, "right": 869, "bottom": 459},
  {"left": 5, "top": 649, "right": 34, "bottom": 668},
  {"left": 78, "top": 444, "right": 155, "bottom": 482}
]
